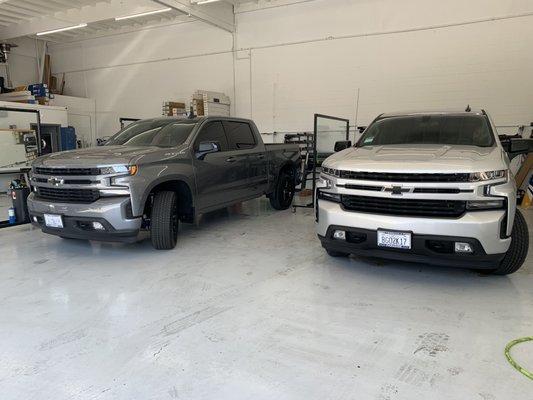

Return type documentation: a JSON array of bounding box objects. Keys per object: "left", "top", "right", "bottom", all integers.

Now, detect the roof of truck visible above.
[
  {"left": 136, "top": 116, "right": 254, "bottom": 124},
  {"left": 139, "top": 116, "right": 204, "bottom": 124},
  {"left": 379, "top": 109, "right": 486, "bottom": 118}
]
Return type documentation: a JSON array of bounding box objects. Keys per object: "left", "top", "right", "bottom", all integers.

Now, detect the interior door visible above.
[{"left": 193, "top": 121, "right": 245, "bottom": 210}]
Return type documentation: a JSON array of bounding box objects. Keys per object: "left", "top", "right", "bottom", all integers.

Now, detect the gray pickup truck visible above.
[{"left": 27, "top": 116, "right": 300, "bottom": 249}]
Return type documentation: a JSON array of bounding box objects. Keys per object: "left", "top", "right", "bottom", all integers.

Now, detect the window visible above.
[
  {"left": 223, "top": 121, "right": 256, "bottom": 150},
  {"left": 359, "top": 115, "right": 495, "bottom": 148},
  {"left": 106, "top": 119, "right": 196, "bottom": 147},
  {"left": 194, "top": 121, "right": 229, "bottom": 151}
]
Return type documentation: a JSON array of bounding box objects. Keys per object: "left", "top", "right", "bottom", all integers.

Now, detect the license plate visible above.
[
  {"left": 44, "top": 214, "right": 64, "bottom": 228},
  {"left": 377, "top": 230, "right": 411, "bottom": 249}
]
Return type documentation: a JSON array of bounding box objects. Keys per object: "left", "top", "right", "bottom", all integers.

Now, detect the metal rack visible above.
[{"left": 284, "top": 132, "right": 314, "bottom": 191}]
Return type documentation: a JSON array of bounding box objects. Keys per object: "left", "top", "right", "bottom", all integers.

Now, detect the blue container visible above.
[
  {"left": 8, "top": 207, "right": 16, "bottom": 224},
  {"left": 60, "top": 126, "right": 77, "bottom": 151}
]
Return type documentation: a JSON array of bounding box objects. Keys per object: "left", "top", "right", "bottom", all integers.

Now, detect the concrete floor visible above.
[{"left": 1, "top": 198, "right": 532, "bottom": 400}]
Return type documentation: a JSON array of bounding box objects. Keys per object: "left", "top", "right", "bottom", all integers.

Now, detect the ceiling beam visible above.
[
  {"left": 0, "top": 0, "right": 171, "bottom": 40},
  {"left": 153, "top": 0, "right": 234, "bottom": 32}
]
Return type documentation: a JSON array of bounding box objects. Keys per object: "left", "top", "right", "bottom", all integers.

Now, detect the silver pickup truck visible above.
[
  {"left": 28, "top": 116, "right": 300, "bottom": 249},
  {"left": 317, "top": 109, "right": 532, "bottom": 275}
]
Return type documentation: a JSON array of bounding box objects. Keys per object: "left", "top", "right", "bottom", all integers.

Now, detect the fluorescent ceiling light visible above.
[
  {"left": 115, "top": 8, "right": 172, "bottom": 21},
  {"left": 196, "top": 0, "right": 222, "bottom": 3},
  {"left": 36, "top": 23, "right": 87, "bottom": 36}
]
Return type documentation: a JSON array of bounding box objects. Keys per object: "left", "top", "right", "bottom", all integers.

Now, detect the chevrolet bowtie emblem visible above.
[
  {"left": 47, "top": 177, "right": 64, "bottom": 186},
  {"left": 383, "top": 186, "right": 411, "bottom": 195}
]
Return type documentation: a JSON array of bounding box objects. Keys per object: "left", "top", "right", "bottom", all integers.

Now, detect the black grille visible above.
[
  {"left": 341, "top": 195, "right": 466, "bottom": 217},
  {"left": 344, "top": 184, "right": 383, "bottom": 191},
  {"left": 413, "top": 188, "right": 461, "bottom": 194},
  {"left": 35, "top": 167, "right": 101, "bottom": 176},
  {"left": 34, "top": 177, "right": 95, "bottom": 185},
  {"left": 339, "top": 171, "right": 470, "bottom": 182},
  {"left": 36, "top": 187, "right": 100, "bottom": 203}
]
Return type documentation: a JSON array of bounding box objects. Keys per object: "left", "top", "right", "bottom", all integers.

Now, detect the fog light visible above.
[
  {"left": 33, "top": 216, "right": 38, "bottom": 222},
  {"left": 455, "top": 242, "right": 473, "bottom": 253},
  {"left": 333, "top": 230, "right": 346, "bottom": 240},
  {"left": 92, "top": 222, "right": 105, "bottom": 230}
]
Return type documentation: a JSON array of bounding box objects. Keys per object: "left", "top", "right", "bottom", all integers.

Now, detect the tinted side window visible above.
[
  {"left": 224, "top": 121, "right": 256, "bottom": 150},
  {"left": 194, "top": 121, "right": 229, "bottom": 152}
]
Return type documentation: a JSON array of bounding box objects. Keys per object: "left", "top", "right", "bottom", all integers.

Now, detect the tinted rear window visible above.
[
  {"left": 359, "top": 115, "right": 495, "bottom": 147},
  {"left": 223, "top": 121, "right": 256, "bottom": 150}
]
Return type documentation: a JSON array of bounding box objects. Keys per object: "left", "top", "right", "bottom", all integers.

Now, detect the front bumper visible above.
[
  {"left": 318, "top": 227, "right": 505, "bottom": 269},
  {"left": 27, "top": 193, "right": 142, "bottom": 242},
  {"left": 317, "top": 200, "right": 511, "bottom": 268}
]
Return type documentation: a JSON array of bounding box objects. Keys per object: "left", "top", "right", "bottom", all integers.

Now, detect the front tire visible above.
[
  {"left": 490, "top": 209, "right": 529, "bottom": 275},
  {"left": 269, "top": 171, "right": 295, "bottom": 210},
  {"left": 151, "top": 191, "right": 179, "bottom": 250}
]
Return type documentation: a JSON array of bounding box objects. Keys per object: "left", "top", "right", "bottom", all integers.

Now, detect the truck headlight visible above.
[
  {"left": 469, "top": 170, "right": 508, "bottom": 182},
  {"left": 466, "top": 200, "right": 505, "bottom": 210},
  {"left": 322, "top": 166, "right": 341, "bottom": 177},
  {"left": 100, "top": 165, "right": 138, "bottom": 175},
  {"left": 317, "top": 175, "right": 332, "bottom": 189}
]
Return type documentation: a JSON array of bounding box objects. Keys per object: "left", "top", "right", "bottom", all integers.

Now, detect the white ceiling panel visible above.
[{"left": 0, "top": 0, "right": 238, "bottom": 41}]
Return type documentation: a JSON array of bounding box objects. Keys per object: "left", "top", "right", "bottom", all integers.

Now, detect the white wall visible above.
[
  {"left": 49, "top": 20, "right": 234, "bottom": 139},
  {"left": 1, "top": 37, "right": 40, "bottom": 87},
  {"left": 50, "top": 95, "right": 97, "bottom": 147},
  {"left": 235, "top": 0, "right": 533, "bottom": 137},
  {"left": 48, "top": 0, "right": 533, "bottom": 139}
]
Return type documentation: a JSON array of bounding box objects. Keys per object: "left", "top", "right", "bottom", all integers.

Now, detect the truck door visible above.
[
  {"left": 193, "top": 121, "right": 243, "bottom": 210},
  {"left": 223, "top": 120, "right": 268, "bottom": 197}
]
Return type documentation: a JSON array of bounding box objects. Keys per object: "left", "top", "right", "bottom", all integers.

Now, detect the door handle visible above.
[
  {"left": 257, "top": 154, "right": 265, "bottom": 159},
  {"left": 226, "top": 157, "right": 237, "bottom": 163}
]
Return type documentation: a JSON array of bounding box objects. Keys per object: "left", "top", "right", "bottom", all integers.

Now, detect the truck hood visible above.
[
  {"left": 33, "top": 145, "right": 188, "bottom": 167},
  {"left": 324, "top": 144, "right": 506, "bottom": 173}
]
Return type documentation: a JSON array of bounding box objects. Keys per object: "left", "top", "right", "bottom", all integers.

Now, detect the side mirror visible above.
[
  {"left": 510, "top": 139, "right": 530, "bottom": 153},
  {"left": 196, "top": 141, "right": 220, "bottom": 159},
  {"left": 334, "top": 140, "right": 352, "bottom": 152},
  {"left": 357, "top": 126, "right": 367, "bottom": 134},
  {"left": 501, "top": 138, "right": 533, "bottom": 160}
]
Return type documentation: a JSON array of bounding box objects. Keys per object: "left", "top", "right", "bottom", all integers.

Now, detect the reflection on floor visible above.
[{"left": 0, "top": 198, "right": 532, "bottom": 400}]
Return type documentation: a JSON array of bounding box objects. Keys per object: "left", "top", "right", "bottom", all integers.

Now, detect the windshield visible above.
[
  {"left": 359, "top": 115, "right": 495, "bottom": 148},
  {"left": 105, "top": 120, "right": 196, "bottom": 147}
]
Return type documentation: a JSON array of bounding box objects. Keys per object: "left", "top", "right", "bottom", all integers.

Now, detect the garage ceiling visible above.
[{"left": 0, "top": 0, "right": 257, "bottom": 42}]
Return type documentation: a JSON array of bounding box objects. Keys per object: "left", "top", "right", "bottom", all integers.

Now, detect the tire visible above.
[
  {"left": 269, "top": 171, "right": 295, "bottom": 210},
  {"left": 489, "top": 209, "right": 529, "bottom": 275},
  {"left": 326, "top": 249, "right": 350, "bottom": 258},
  {"left": 150, "top": 191, "right": 179, "bottom": 250}
]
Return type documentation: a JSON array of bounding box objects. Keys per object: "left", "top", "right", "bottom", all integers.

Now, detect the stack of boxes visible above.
[
  {"left": 162, "top": 101, "right": 187, "bottom": 117},
  {"left": 28, "top": 84, "right": 51, "bottom": 105},
  {"left": 162, "top": 91, "right": 231, "bottom": 118},
  {"left": 191, "top": 90, "right": 230, "bottom": 117},
  {"left": 0, "top": 83, "right": 53, "bottom": 105}
]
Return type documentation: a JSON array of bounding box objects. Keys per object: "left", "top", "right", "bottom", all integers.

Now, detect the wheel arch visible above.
[{"left": 141, "top": 176, "right": 195, "bottom": 223}]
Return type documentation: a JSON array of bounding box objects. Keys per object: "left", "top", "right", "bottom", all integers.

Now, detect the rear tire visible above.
[
  {"left": 269, "top": 170, "right": 295, "bottom": 210},
  {"left": 151, "top": 191, "right": 179, "bottom": 250},
  {"left": 489, "top": 209, "right": 529, "bottom": 275},
  {"left": 326, "top": 249, "right": 350, "bottom": 258}
]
